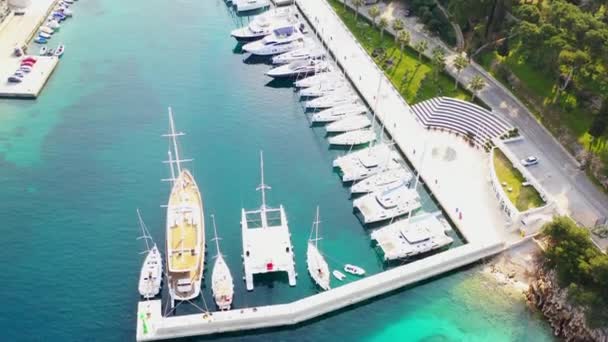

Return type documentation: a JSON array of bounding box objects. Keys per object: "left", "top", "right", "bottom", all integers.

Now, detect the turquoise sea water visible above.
[{"left": 0, "top": 0, "right": 554, "bottom": 340}]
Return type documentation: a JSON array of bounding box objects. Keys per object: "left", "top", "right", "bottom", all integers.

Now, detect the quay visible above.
[
  {"left": 136, "top": 0, "right": 514, "bottom": 339},
  {"left": 0, "top": 0, "right": 60, "bottom": 99}
]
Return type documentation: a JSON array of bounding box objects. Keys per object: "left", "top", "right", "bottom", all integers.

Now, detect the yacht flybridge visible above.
[
  {"left": 231, "top": 7, "right": 298, "bottom": 41},
  {"left": 241, "top": 151, "right": 297, "bottom": 291},
  {"left": 371, "top": 214, "right": 454, "bottom": 261},
  {"left": 210, "top": 215, "right": 234, "bottom": 311},
  {"left": 306, "top": 207, "right": 331, "bottom": 291},
  {"left": 327, "top": 129, "right": 376, "bottom": 146},
  {"left": 310, "top": 103, "right": 368, "bottom": 123},
  {"left": 242, "top": 25, "right": 305, "bottom": 56},
  {"left": 163, "top": 108, "right": 205, "bottom": 303},
  {"left": 351, "top": 167, "right": 413, "bottom": 194},
  {"left": 353, "top": 181, "right": 422, "bottom": 224},
  {"left": 137, "top": 209, "right": 163, "bottom": 299},
  {"left": 333, "top": 144, "right": 403, "bottom": 182},
  {"left": 265, "top": 59, "right": 330, "bottom": 78}
]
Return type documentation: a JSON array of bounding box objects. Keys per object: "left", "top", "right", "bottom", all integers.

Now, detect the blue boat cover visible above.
[{"left": 273, "top": 26, "right": 294, "bottom": 36}]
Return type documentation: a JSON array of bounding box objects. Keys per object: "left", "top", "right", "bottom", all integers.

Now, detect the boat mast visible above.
[
  {"left": 168, "top": 107, "right": 182, "bottom": 174},
  {"left": 256, "top": 150, "right": 271, "bottom": 228},
  {"left": 211, "top": 214, "right": 222, "bottom": 258},
  {"left": 136, "top": 208, "right": 151, "bottom": 252},
  {"left": 309, "top": 206, "right": 322, "bottom": 247}
]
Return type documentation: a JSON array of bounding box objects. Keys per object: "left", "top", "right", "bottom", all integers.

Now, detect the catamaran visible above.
[
  {"left": 310, "top": 103, "right": 368, "bottom": 123},
  {"left": 163, "top": 108, "right": 205, "bottom": 303},
  {"left": 137, "top": 209, "right": 163, "bottom": 299},
  {"left": 327, "top": 129, "right": 376, "bottom": 146},
  {"left": 333, "top": 144, "right": 402, "bottom": 182},
  {"left": 210, "top": 215, "right": 234, "bottom": 311},
  {"left": 325, "top": 116, "right": 371, "bottom": 133},
  {"left": 351, "top": 167, "right": 413, "bottom": 194},
  {"left": 306, "top": 206, "right": 330, "bottom": 291},
  {"left": 353, "top": 180, "right": 421, "bottom": 224}
]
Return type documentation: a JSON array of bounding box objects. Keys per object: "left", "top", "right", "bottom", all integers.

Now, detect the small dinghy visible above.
[
  {"left": 39, "top": 46, "right": 48, "bottom": 56},
  {"left": 38, "top": 31, "right": 52, "bottom": 39},
  {"left": 136, "top": 210, "right": 163, "bottom": 299},
  {"left": 326, "top": 115, "right": 371, "bottom": 133},
  {"left": 46, "top": 20, "right": 61, "bottom": 30},
  {"left": 344, "top": 264, "right": 365, "bottom": 276},
  {"left": 332, "top": 270, "right": 346, "bottom": 281},
  {"left": 328, "top": 129, "right": 376, "bottom": 146},
  {"left": 54, "top": 44, "right": 65, "bottom": 58},
  {"left": 8, "top": 75, "right": 23, "bottom": 83},
  {"left": 39, "top": 26, "right": 54, "bottom": 35},
  {"left": 34, "top": 36, "right": 48, "bottom": 44}
]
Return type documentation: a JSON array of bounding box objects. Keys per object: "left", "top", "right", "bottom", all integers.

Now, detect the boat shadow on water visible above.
[
  {"left": 250, "top": 271, "right": 291, "bottom": 289},
  {"left": 242, "top": 54, "right": 273, "bottom": 65},
  {"left": 265, "top": 78, "right": 295, "bottom": 89}
]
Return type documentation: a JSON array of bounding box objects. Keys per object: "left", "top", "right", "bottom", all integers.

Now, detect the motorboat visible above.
[
  {"left": 299, "top": 81, "right": 348, "bottom": 98},
  {"left": 210, "top": 215, "right": 234, "bottom": 311},
  {"left": 326, "top": 115, "right": 371, "bottom": 133},
  {"left": 328, "top": 129, "right": 376, "bottom": 146},
  {"left": 295, "top": 71, "right": 343, "bottom": 88},
  {"left": 19, "top": 65, "right": 33, "bottom": 73},
  {"left": 38, "top": 32, "right": 52, "bottom": 39},
  {"left": 54, "top": 44, "right": 65, "bottom": 58},
  {"left": 46, "top": 20, "right": 61, "bottom": 30},
  {"left": 34, "top": 36, "right": 48, "bottom": 44},
  {"left": 235, "top": 0, "right": 270, "bottom": 13},
  {"left": 304, "top": 91, "right": 359, "bottom": 109},
  {"left": 231, "top": 9, "right": 299, "bottom": 41},
  {"left": 137, "top": 210, "right": 163, "bottom": 299},
  {"left": 351, "top": 168, "right": 413, "bottom": 194},
  {"left": 242, "top": 25, "right": 305, "bottom": 56},
  {"left": 265, "top": 59, "right": 330, "bottom": 78},
  {"left": 353, "top": 181, "right": 422, "bottom": 224},
  {"left": 344, "top": 264, "right": 365, "bottom": 276},
  {"left": 311, "top": 103, "right": 368, "bottom": 123},
  {"left": 272, "top": 44, "right": 325, "bottom": 65},
  {"left": 307, "top": 207, "right": 331, "bottom": 291},
  {"left": 332, "top": 270, "right": 346, "bottom": 281},
  {"left": 22, "top": 56, "right": 37, "bottom": 63},
  {"left": 58, "top": 8, "right": 73, "bottom": 17},
  {"left": 7, "top": 75, "right": 23, "bottom": 83},
  {"left": 39, "top": 26, "right": 54, "bottom": 35},
  {"left": 371, "top": 214, "right": 454, "bottom": 261},
  {"left": 39, "top": 46, "right": 48, "bottom": 56},
  {"left": 333, "top": 144, "right": 403, "bottom": 182}
]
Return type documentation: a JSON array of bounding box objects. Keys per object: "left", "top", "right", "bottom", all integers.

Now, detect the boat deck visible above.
[{"left": 241, "top": 206, "right": 297, "bottom": 291}]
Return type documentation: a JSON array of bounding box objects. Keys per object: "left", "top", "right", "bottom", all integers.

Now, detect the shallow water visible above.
[{"left": 0, "top": 0, "right": 554, "bottom": 340}]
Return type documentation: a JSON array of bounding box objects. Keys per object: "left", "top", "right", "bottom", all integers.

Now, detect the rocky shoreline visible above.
[{"left": 525, "top": 269, "right": 608, "bottom": 342}]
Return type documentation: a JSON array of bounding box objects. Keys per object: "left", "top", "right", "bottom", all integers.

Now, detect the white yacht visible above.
[
  {"left": 265, "top": 59, "right": 330, "bottom": 78},
  {"left": 295, "top": 71, "right": 343, "bottom": 88},
  {"left": 371, "top": 214, "right": 454, "bottom": 261},
  {"left": 304, "top": 91, "right": 359, "bottom": 109},
  {"left": 242, "top": 25, "right": 304, "bottom": 56},
  {"left": 306, "top": 207, "right": 331, "bottom": 291},
  {"left": 343, "top": 264, "right": 365, "bottom": 276},
  {"left": 351, "top": 167, "right": 413, "bottom": 194},
  {"left": 299, "top": 81, "right": 348, "bottom": 98},
  {"left": 235, "top": 0, "right": 270, "bottom": 12},
  {"left": 328, "top": 129, "right": 376, "bottom": 146},
  {"left": 333, "top": 144, "right": 402, "bottom": 182},
  {"left": 311, "top": 103, "right": 368, "bottom": 123},
  {"left": 210, "top": 215, "right": 234, "bottom": 311},
  {"left": 353, "top": 181, "right": 421, "bottom": 224},
  {"left": 231, "top": 10, "right": 299, "bottom": 42},
  {"left": 136, "top": 209, "right": 163, "bottom": 299},
  {"left": 326, "top": 115, "right": 371, "bottom": 133},
  {"left": 272, "top": 44, "right": 325, "bottom": 65}
]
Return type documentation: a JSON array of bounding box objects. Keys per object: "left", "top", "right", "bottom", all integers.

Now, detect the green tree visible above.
[
  {"left": 397, "top": 30, "right": 410, "bottom": 56},
  {"left": 431, "top": 47, "right": 446, "bottom": 81},
  {"left": 413, "top": 40, "right": 428, "bottom": 60},
  {"left": 468, "top": 75, "right": 485, "bottom": 101},
  {"left": 453, "top": 53, "right": 469, "bottom": 89},
  {"left": 392, "top": 18, "right": 404, "bottom": 43},
  {"left": 554, "top": 49, "right": 590, "bottom": 101},
  {"left": 352, "top": 0, "right": 364, "bottom": 22},
  {"left": 378, "top": 17, "right": 389, "bottom": 39},
  {"left": 368, "top": 5, "right": 380, "bottom": 27}
]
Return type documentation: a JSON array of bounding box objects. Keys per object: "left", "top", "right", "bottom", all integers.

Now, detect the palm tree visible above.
[
  {"left": 431, "top": 47, "right": 446, "bottom": 81},
  {"left": 468, "top": 75, "right": 486, "bottom": 101},
  {"left": 397, "top": 30, "right": 410, "bottom": 56},
  {"left": 368, "top": 5, "right": 380, "bottom": 27},
  {"left": 352, "top": 0, "right": 364, "bottom": 22},
  {"left": 378, "top": 17, "right": 389, "bottom": 40},
  {"left": 453, "top": 53, "right": 469, "bottom": 89},
  {"left": 413, "top": 40, "right": 428, "bottom": 60},
  {"left": 392, "top": 19, "right": 404, "bottom": 43}
]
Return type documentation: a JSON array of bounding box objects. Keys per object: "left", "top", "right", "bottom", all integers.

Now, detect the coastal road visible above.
[{"left": 327, "top": 0, "right": 608, "bottom": 249}]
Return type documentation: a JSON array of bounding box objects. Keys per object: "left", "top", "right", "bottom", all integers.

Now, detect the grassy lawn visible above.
[
  {"left": 327, "top": 0, "right": 469, "bottom": 104},
  {"left": 493, "top": 149, "right": 545, "bottom": 211}
]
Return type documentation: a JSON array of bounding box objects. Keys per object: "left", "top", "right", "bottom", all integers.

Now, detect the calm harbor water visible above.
[{"left": 0, "top": 0, "right": 554, "bottom": 340}]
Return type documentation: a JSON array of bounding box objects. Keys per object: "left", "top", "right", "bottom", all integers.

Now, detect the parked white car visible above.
[{"left": 521, "top": 156, "right": 539, "bottom": 166}]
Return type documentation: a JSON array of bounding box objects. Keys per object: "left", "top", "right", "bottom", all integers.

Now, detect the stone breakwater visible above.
[{"left": 525, "top": 269, "right": 608, "bottom": 342}]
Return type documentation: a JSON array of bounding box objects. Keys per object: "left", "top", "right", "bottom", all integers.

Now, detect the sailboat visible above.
[
  {"left": 306, "top": 206, "right": 330, "bottom": 291},
  {"left": 137, "top": 209, "right": 163, "bottom": 299},
  {"left": 210, "top": 215, "right": 234, "bottom": 311},
  {"left": 163, "top": 108, "right": 205, "bottom": 303}
]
